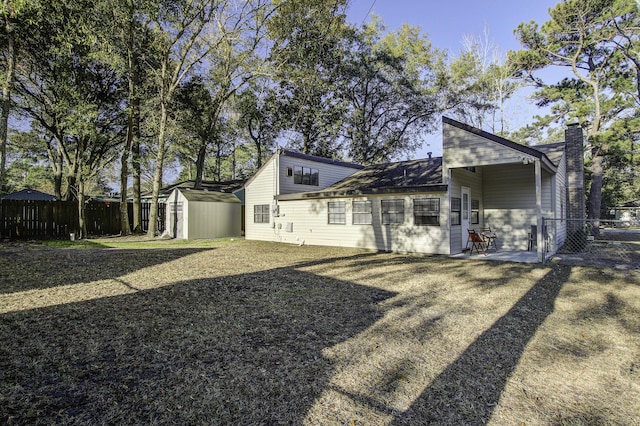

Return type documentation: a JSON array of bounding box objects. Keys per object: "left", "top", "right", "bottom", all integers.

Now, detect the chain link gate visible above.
[{"left": 542, "top": 218, "right": 640, "bottom": 270}]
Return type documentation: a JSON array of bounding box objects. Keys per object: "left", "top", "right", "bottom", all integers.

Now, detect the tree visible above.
[
  {"left": 235, "top": 82, "right": 279, "bottom": 169},
  {"left": 339, "top": 21, "right": 448, "bottom": 164},
  {"left": 512, "top": 0, "right": 638, "bottom": 222},
  {"left": 267, "top": 0, "right": 350, "bottom": 157},
  {"left": 12, "top": 0, "right": 125, "bottom": 237},
  {"left": 96, "top": 0, "right": 159, "bottom": 234},
  {"left": 448, "top": 27, "right": 521, "bottom": 134},
  {"left": 0, "top": 0, "right": 38, "bottom": 192},
  {"left": 4, "top": 128, "right": 55, "bottom": 194},
  {"left": 145, "top": 0, "right": 270, "bottom": 237}
]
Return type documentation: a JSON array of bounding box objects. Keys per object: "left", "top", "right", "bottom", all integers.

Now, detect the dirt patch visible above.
[{"left": 1, "top": 239, "right": 639, "bottom": 424}]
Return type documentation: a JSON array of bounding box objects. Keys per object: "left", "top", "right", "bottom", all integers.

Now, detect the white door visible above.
[{"left": 461, "top": 186, "right": 470, "bottom": 249}]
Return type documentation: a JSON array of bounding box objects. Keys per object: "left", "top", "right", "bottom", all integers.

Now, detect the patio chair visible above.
[
  {"left": 466, "top": 229, "right": 487, "bottom": 255},
  {"left": 480, "top": 226, "right": 498, "bottom": 251}
]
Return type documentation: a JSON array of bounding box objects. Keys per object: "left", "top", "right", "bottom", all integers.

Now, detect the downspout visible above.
[{"left": 534, "top": 159, "right": 543, "bottom": 262}]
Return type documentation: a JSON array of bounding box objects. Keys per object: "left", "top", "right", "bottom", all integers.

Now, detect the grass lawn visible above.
[{"left": 1, "top": 238, "right": 639, "bottom": 425}]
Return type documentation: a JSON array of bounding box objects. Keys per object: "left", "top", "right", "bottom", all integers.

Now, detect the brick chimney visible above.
[{"left": 565, "top": 123, "right": 585, "bottom": 229}]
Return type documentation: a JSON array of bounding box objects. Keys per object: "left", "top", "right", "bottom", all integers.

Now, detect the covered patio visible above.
[{"left": 442, "top": 117, "right": 573, "bottom": 263}]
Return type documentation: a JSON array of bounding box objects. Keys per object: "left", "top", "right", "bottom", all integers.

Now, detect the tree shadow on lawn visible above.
[
  {"left": 0, "top": 266, "right": 396, "bottom": 424},
  {"left": 392, "top": 264, "right": 571, "bottom": 425},
  {"left": 0, "top": 247, "right": 214, "bottom": 294}
]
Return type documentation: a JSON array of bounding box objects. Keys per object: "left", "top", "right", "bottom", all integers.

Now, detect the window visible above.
[
  {"left": 414, "top": 198, "right": 440, "bottom": 226},
  {"left": 381, "top": 199, "right": 404, "bottom": 225},
  {"left": 253, "top": 204, "right": 270, "bottom": 223},
  {"left": 328, "top": 201, "right": 346, "bottom": 224},
  {"left": 353, "top": 201, "right": 372, "bottom": 225},
  {"left": 293, "top": 166, "right": 319, "bottom": 186},
  {"left": 471, "top": 199, "right": 480, "bottom": 224},
  {"left": 451, "top": 197, "right": 461, "bottom": 225}
]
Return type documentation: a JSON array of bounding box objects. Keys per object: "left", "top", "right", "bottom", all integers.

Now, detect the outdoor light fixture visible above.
[{"left": 520, "top": 155, "right": 534, "bottom": 165}]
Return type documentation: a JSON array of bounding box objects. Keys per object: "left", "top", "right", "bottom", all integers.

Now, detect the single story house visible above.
[
  {"left": 164, "top": 188, "right": 242, "bottom": 240},
  {"left": 244, "top": 117, "right": 585, "bottom": 261},
  {"left": 611, "top": 200, "right": 640, "bottom": 226},
  {"left": 0, "top": 188, "right": 56, "bottom": 201}
]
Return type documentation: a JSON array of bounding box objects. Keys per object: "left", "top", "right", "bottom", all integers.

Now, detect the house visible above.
[
  {"left": 611, "top": 200, "right": 640, "bottom": 226},
  {"left": 244, "top": 117, "right": 585, "bottom": 261},
  {"left": 244, "top": 149, "right": 364, "bottom": 242},
  {"left": 0, "top": 188, "right": 56, "bottom": 201},
  {"left": 164, "top": 188, "right": 242, "bottom": 239}
]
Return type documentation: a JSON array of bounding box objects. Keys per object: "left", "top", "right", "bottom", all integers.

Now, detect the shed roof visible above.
[
  {"left": 278, "top": 157, "right": 446, "bottom": 200},
  {"left": 0, "top": 188, "right": 56, "bottom": 201},
  {"left": 174, "top": 189, "right": 241, "bottom": 203},
  {"left": 161, "top": 179, "right": 245, "bottom": 195}
]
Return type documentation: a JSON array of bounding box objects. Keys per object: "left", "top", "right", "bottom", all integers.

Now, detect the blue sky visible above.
[{"left": 344, "top": 0, "right": 564, "bottom": 157}]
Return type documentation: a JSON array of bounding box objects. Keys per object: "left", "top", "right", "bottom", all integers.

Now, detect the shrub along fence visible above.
[
  {"left": 543, "top": 217, "right": 640, "bottom": 270},
  {"left": 0, "top": 199, "right": 165, "bottom": 240}
]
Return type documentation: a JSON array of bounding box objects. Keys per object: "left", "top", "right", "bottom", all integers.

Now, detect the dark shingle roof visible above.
[
  {"left": 160, "top": 179, "right": 245, "bottom": 196},
  {"left": 278, "top": 158, "right": 445, "bottom": 200},
  {"left": 0, "top": 189, "right": 56, "bottom": 201},
  {"left": 532, "top": 142, "right": 566, "bottom": 167},
  {"left": 279, "top": 149, "right": 364, "bottom": 170},
  {"left": 178, "top": 189, "right": 241, "bottom": 203}
]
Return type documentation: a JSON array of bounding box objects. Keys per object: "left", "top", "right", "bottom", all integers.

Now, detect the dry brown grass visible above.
[{"left": 1, "top": 238, "right": 639, "bottom": 425}]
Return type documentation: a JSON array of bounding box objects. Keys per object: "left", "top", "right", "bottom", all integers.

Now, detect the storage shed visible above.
[{"left": 164, "top": 189, "right": 242, "bottom": 239}]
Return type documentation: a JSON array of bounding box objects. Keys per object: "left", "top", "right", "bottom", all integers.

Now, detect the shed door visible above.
[
  {"left": 170, "top": 201, "right": 184, "bottom": 238},
  {"left": 461, "top": 186, "right": 470, "bottom": 249}
]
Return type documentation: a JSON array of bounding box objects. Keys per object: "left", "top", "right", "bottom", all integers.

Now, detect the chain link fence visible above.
[{"left": 543, "top": 218, "right": 640, "bottom": 270}]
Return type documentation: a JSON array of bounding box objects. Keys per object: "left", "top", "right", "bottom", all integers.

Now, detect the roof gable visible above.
[
  {"left": 279, "top": 149, "right": 364, "bottom": 170},
  {"left": 244, "top": 148, "right": 364, "bottom": 188},
  {"left": 443, "top": 116, "right": 558, "bottom": 172}
]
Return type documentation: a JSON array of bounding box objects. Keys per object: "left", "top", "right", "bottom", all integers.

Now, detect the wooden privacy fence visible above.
[{"left": 0, "top": 200, "right": 165, "bottom": 240}]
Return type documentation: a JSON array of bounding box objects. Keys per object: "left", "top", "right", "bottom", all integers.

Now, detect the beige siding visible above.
[
  {"left": 443, "top": 122, "right": 526, "bottom": 169},
  {"left": 483, "top": 164, "right": 538, "bottom": 250},
  {"left": 245, "top": 158, "right": 277, "bottom": 241},
  {"left": 165, "top": 190, "right": 241, "bottom": 239},
  {"left": 278, "top": 155, "right": 360, "bottom": 194},
  {"left": 245, "top": 152, "right": 360, "bottom": 242},
  {"left": 164, "top": 190, "right": 187, "bottom": 238},
  {"left": 187, "top": 201, "right": 241, "bottom": 239},
  {"left": 547, "top": 152, "right": 567, "bottom": 254},
  {"left": 269, "top": 194, "right": 449, "bottom": 254},
  {"left": 449, "top": 168, "right": 483, "bottom": 253}
]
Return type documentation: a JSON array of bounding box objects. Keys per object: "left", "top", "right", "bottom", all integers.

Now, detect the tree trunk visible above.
[
  {"left": 0, "top": 10, "right": 16, "bottom": 192},
  {"left": 53, "top": 156, "right": 63, "bottom": 200},
  {"left": 64, "top": 174, "right": 76, "bottom": 201},
  {"left": 131, "top": 120, "right": 142, "bottom": 232},
  {"left": 119, "top": 138, "right": 131, "bottom": 234},
  {"left": 120, "top": 42, "right": 141, "bottom": 235},
  {"left": 77, "top": 179, "right": 86, "bottom": 239},
  {"left": 231, "top": 140, "right": 236, "bottom": 180},
  {"left": 255, "top": 139, "right": 262, "bottom": 169},
  {"left": 194, "top": 143, "right": 206, "bottom": 189},
  {"left": 147, "top": 103, "right": 167, "bottom": 237},
  {"left": 588, "top": 153, "right": 603, "bottom": 235}
]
